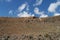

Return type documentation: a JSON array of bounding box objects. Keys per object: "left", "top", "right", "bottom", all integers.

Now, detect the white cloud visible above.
[
  {"left": 9, "top": 10, "right": 13, "bottom": 15},
  {"left": 34, "top": 7, "right": 40, "bottom": 14},
  {"left": 33, "top": 0, "right": 43, "bottom": 6},
  {"left": 34, "top": 7, "right": 48, "bottom": 18},
  {"left": 17, "top": 2, "right": 35, "bottom": 17},
  {"left": 39, "top": 11, "right": 48, "bottom": 18},
  {"left": 34, "top": 7, "right": 44, "bottom": 14},
  {"left": 48, "top": 1, "right": 60, "bottom": 16},
  {"left": 18, "top": 3, "right": 27, "bottom": 12},
  {"left": 48, "top": 3, "right": 57, "bottom": 12},
  {"left": 17, "top": 11, "right": 34, "bottom": 17},
  {"left": 54, "top": 13, "right": 60, "bottom": 16},
  {"left": 48, "top": 1, "right": 60, "bottom": 12},
  {"left": 40, "top": 14, "right": 48, "bottom": 18}
]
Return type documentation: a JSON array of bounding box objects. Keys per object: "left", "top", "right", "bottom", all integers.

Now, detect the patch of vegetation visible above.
[{"left": 0, "top": 32, "right": 60, "bottom": 40}]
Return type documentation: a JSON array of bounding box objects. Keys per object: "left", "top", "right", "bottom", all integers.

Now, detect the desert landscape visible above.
[{"left": 0, "top": 16, "right": 60, "bottom": 40}]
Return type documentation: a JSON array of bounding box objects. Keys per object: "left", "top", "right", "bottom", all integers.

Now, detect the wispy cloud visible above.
[
  {"left": 18, "top": 3, "right": 27, "bottom": 12},
  {"left": 33, "top": 0, "right": 43, "bottom": 6},
  {"left": 17, "top": 2, "right": 34, "bottom": 17},
  {"left": 39, "top": 14, "right": 48, "bottom": 18},
  {"left": 48, "top": 1, "right": 60, "bottom": 16},
  {"left": 48, "top": 2, "right": 60, "bottom": 12},
  {"left": 54, "top": 13, "right": 60, "bottom": 16},
  {"left": 34, "top": 7, "right": 48, "bottom": 18},
  {"left": 34, "top": 7, "right": 40, "bottom": 14},
  {"left": 34, "top": 7, "right": 44, "bottom": 14},
  {"left": 9, "top": 10, "right": 13, "bottom": 15},
  {"left": 17, "top": 11, "right": 34, "bottom": 17},
  {"left": 48, "top": 3, "right": 57, "bottom": 12},
  {"left": 17, "top": 7, "right": 48, "bottom": 18}
]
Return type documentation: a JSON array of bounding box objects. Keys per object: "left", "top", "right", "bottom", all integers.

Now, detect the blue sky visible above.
[{"left": 0, "top": 0, "right": 60, "bottom": 18}]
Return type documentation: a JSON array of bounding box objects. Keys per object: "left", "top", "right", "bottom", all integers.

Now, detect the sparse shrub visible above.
[
  {"left": 0, "top": 32, "right": 60, "bottom": 40},
  {"left": 28, "top": 35, "right": 34, "bottom": 40},
  {"left": 37, "top": 34, "right": 44, "bottom": 40}
]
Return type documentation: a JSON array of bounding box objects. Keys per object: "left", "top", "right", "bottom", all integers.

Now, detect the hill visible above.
[{"left": 0, "top": 16, "right": 60, "bottom": 40}]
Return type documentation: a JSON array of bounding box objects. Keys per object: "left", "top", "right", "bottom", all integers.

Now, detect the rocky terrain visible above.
[{"left": 0, "top": 16, "right": 60, "bottom": 40}]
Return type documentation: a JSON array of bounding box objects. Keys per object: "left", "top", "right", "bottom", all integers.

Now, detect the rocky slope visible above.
[{"left": 0, "top": 16, "right": 60, "bottom": 40}]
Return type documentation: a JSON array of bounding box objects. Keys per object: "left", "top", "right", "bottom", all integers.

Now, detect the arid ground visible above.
[{"left": 0, "top": 16, "right": 60, "bottom": 40}]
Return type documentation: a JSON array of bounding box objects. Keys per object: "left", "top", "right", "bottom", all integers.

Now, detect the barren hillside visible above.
[{"left": 0, "top": 16, "right": 60, "bottom": 40}]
